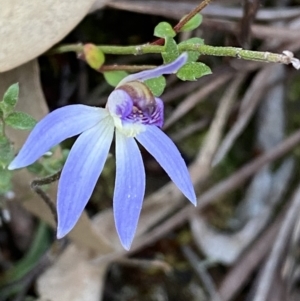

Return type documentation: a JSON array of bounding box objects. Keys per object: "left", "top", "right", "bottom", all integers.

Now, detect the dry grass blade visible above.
[
  {"left": 130, "top": 128, "right": 300, "bottom": 254},
  {"left": 251, "top": 182, "right": 300, "bottom": 301},
  {"left": 216, "top": 207, "right": 286, "bottom": 301},
  {"left": 164, "top": 72, "right": 233, "bottom": 129},
  {"left": 212, "top": 66, "right": 274, "bottom": 166}
]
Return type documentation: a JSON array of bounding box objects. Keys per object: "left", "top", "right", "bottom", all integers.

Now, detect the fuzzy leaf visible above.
[
  {"left": 154, "top": 22, "right": 176, "bottom": 38},
  {"left": 104, "top": 71, "right": 128, "bottom": 87},
  {"left": 144, "top": 76, "right": 166, "bottom": 97},
  {"left": 162, "top": 37, "right": 179, "bottom": 63},
  {"left": 5, "top": 112, "right": 37, "bottom": 130},
  {"left": 0, "top": 83, "right": 19, "bottom": 116},
  {"left": 0, "top": 136, "right": 14, "bottom": 167},
  {"left": 180, "top": 14, "right": 203, "bottom": 32},
  {"left": 83, "top": 44, "right": 105, "bottom": 70},
  {"left": 3, "top": 83, "right": 19, "bottom": 107},
  {"left": 177, "top": 62, "right": 212, "bottom": 81}
]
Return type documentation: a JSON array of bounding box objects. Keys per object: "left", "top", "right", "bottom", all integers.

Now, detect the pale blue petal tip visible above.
[
  {"left": 56, "top": 228, "right": 66, "bottom": 240},
  {"left": 7, "top": 161, "right": 17, "bottom": 170},
  {"left": 120, "top": 237, "right": 132, "bottom": 251}
]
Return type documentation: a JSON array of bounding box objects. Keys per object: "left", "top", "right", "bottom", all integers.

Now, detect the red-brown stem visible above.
[{"left": 151, "top": 0, "right": 213, "bottom": 46}]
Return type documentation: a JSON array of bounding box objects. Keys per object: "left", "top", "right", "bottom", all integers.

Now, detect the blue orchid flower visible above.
[{"left": 8, "top": 53, "right": 196, "bottom": 250}]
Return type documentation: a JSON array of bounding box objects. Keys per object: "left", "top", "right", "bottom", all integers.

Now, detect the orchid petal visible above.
[
  {"left": 106, "top": 89, "right": 133, "bottom": 118},
  {"left": 117, "top": 53, "right": 188, "bottom": 86},
  {"left": 8, "top": 105, "right": 109, "bottom": 170},
  {"left": 151, "top": 97, "right": 164, "bottom": 127},
  {"left": 114, "top": 130, "right": 145, "bottom": 250},
  {"left": 136, "top": 126, "right": 196, "bottom": 205},
  {"left": 56, "top": 117, "right": 114, "bottom": 239}
]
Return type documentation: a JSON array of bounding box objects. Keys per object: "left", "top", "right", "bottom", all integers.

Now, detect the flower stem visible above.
[
  {"left": 50, "top": 43, "right": 293, "bottom": 66},
  {"left": 31, "top": 170, "right": 62, "bottom": 224}
]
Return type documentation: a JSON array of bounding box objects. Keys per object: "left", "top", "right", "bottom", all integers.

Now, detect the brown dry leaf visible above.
[
  {"left": 0, "top": 0, "right": 108, "bottom": 72},
  {"left": 37, "top": 245, "right": 109, "bottom": 301},
  {"left": 0, "top": 60, "right": 113, "bottom": 253}
]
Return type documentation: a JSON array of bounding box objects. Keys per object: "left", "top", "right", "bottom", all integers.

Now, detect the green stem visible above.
[
  {"left": 50, "top": 43, "right": 292, "bottom": 66},
  {"left": 0, "top": 117, "right": 6, "bottom": 137}
]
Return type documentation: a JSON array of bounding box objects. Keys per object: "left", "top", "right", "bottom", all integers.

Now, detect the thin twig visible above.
[
  {"left": 30, "top": 170, "right": 61, "bottom": 224},
  {"left": 182, "top": 245, "right": 223, "bottom": 301}
]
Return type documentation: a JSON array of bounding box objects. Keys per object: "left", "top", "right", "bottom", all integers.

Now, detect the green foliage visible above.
[
  {"left": 5, "top": 112, "right": 37, "bottom": 130},
  {"left": 177, "top": 62, "right": 212, "bottom": 81},
  {"left": 0, "top": 136, "right": 14, "bottom": 168},
  {"left": 179, "top": 37, "right": 204, "bottom": 62},
  {"left": 0, "top": 83, "right": 19, "bottom": 116},
  {"left": 83, "top": 43, "right": 105, "bottom": 70},
  {"left": 0, "top": 222, "right": 51, "bottom": 299},
  {"left": 162, "top": 37, "right": 179, "bottom": 63},
  {"left": 179, "top": 14, "right": 203, "bottom": 32},
  {"left": 0, "top": 83, "right": 39, "bottom": 194},
  {"left": 144, "top": 76, "right": 166, "bottom": 97},
  {"left": 27, "top": 148, "right": 69, "bottom": 177},
  {"left": 154, "top": 22, "right": 176, "bottom": 38},
  {"left": 104, "top": 70, "right": 128, "bottom": 87},
  {"left": 0, "top": 167, "right": 12, "bottom": 193}
]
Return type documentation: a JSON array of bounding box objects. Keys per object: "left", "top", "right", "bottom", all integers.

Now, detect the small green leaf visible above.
[
  {"left": 177, "top": 62, "right": 212, "bottom": 81},
  {"left": 180, "top": 14, "right": 203, "bottom": 32},
  {"left": 144, "top": 76, "right": 166, "bottom": 97},
  {"left": 83, "top": 44, "right": 105, "bottom": 70},
  {"left": 0, "top": 136, "right": 14, "bottom": 167},
  {"left": 154, "top": 22, "right": 176, "bottom": 38},
  {"left": 0, "top": 83, "right": 19, "bottom": 116},
  {"left": 162, "top": 37, "right": 179, "bottom": 63},
  {"left": 3, "top": 83, "right": 19, "bottom": 107},
  {"left": 5, "top": 112, "right": 37, "bottom": 130},
  {"left": 104, "top": 71, "right": 128, "bottom": 87}
]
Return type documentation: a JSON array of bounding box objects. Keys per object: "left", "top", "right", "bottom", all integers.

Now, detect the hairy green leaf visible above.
[
  {"left": 177, "top": 62, "right": 212, "bottom": 81},
  {"left": 180, "top": 14, "right": 203, "bottom": 32},
  {"left": 5, "top": 112, "right": 37, "bottom": 130},
  {"left": 104, "top": 71, "right": 128, "bottom": 87},
  {"left": 144, "top": 76, "right": 166, "bottom": 97},
  {"left": 154, "top": 22, "right": 176, "bottom": 38},
  {"left": 0, "top": 136, "right": 14, "bottom": 167},
  {"left": 162, "top": 37, "right": 179, "bottom": 63},
  {"left": 0, "top": 83, "right": 19, "bottom": 116}
]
